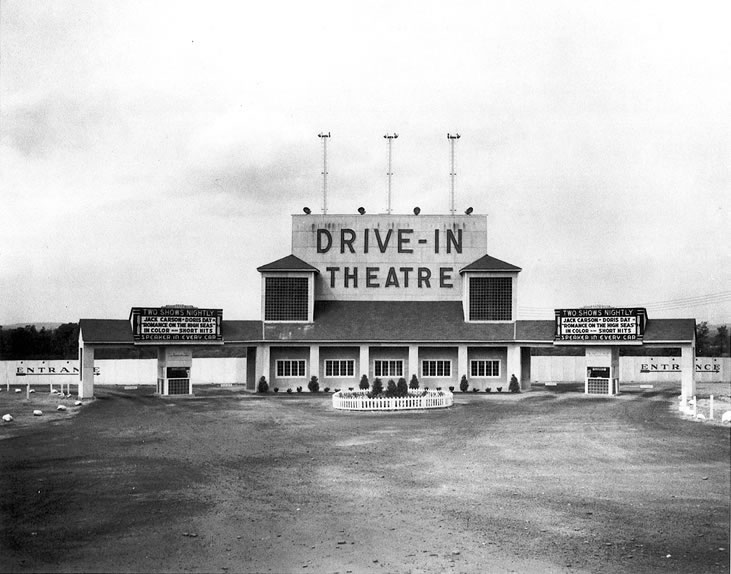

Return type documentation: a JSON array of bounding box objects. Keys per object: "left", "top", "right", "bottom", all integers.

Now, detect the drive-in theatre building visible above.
[{"left": 78, "top": 212, "right": 696, "bottom": 399}]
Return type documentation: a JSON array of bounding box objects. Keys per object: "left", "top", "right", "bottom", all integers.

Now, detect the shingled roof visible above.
[
  {"left": 257, "top": 254, "right": 320, "bottom": 273},
  {"left": 79, "top": 319, "right": 134, "bottom": 344},
  {"left": 79, "top": 318, "right": 263, "bottom": 345},
  {"left": 265, "top": 301, "right": 524, "bottom": 343},
  {"left": 460, "top": 254, "right": 522, "bottom": 273},
  {"left": 643, "top": 318, "right": 696, "bottom": 342}
]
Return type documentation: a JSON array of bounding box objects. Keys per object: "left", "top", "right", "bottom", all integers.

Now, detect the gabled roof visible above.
[
  {"left": 257, "top": 254, "right": 320, "bottom": 273},
  {"left": 460, "top": 254, "right": 522, "bottom": 274}
]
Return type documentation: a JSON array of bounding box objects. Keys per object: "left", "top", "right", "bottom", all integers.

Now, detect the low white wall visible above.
[
  {"left": 1, "top": 358, "right": 247, "bottom": 387},
  {"left": 531, "top": 356, "right": 729, "bottom": 384}
]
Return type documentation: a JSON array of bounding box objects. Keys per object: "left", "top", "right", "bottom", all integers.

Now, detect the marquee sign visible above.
[
  {"left": 130, "top": 307, "right": 223, "bottom": 344},
  {"left": 554, "top": 308, "right": 647, "bottom": 342},
  {"left": 290, "top": 214, "right": 487, "bottom": 301}
]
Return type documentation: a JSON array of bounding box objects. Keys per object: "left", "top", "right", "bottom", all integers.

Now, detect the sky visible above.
[{"left": 1, "top": 0, "right": 729, "bottom": 326}]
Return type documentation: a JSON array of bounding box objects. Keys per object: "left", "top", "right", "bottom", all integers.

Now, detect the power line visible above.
[{"left": 518, "top": 291, "right": 731, "bottom": 315}]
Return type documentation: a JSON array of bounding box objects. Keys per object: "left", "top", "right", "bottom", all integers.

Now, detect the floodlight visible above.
[
  {"left": 465, "top": 207, "right": 473, "bottom": 215},
  {"left": 413, "top": 207, "right": 421, "bottom": 215},
  {"left": 303, "top": 207, "right": 311, "bottom": 214},
  {"left": 358, "top": 207, "right": 366, "bottom": 215}
]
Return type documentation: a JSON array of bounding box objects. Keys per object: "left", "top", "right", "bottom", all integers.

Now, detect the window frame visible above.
[
  {"left": 275, "top": 359, "right": 307, "bottom": 378},
  {"left": 470, "top": 359, "right": 501, "bottom": 378},
  {"left": 421, "top": 359, "right": 452, "bottom": 378},
  {"left": 373, "top": 359, "right": 404, "bottom": 378},
  {"left": 324, "top": 359, "right": 355, "bottom": 378}
]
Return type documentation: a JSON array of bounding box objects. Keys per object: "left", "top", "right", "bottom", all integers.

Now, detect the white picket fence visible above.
[{"left": 332, "top": 389, "right": 453, "bottom": 411}]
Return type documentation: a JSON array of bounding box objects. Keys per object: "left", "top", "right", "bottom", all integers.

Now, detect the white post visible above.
[
  {"left": 408, "top": 345, "right": 419, "bottom": 382},
  {"left": 26, "top": 383, "right": 30, "bottom": 400},
  {"left": 710, "top": 395, "right": 714, "bottom": 420},
  {"left": 680, "top": 344, "right": 695, "bottom": 400},
  {"left": 692, "top": 396, "right": 697, "bottom": 418},
  {"left": 458, "top": 345, "right": 468, "bottom": 384},
  {"left": 310, "top": 345, "right": 320, "bottom": 381},
  {"left": 359, "top": 345, "right": 369, "bottom": 380}
]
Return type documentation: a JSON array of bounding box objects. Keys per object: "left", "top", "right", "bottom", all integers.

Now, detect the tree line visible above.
[
  {"left": 0, "top": 323, "right": 79, "bottom": 360},
  {"left": 0, "top": 321, "right": 728, "bottom": 360},
  {"left": 696, "top": 322, "right": 729, "bottom": 357}
]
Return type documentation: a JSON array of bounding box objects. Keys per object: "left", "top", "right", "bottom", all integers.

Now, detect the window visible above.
[
  {"left": 325, "top": 360, "right": 355, "bottom": 378},
  {"left": 265, "top": 277, "right": 308, "bottom": 321},
  {"left": 470, "top": 360, "right": 500, "bottom": 378},
  {"left": 374, "top": 360, "right": 403, "bottom": 378},
  {"left": 422, "top": 360, "right": 451, "bottom": 378},
  {"left": 276, "top": 360, "right": 306, "bottom": 378},
  {"left": 469, "top": 277, "right": 512, "bottom": 321}
]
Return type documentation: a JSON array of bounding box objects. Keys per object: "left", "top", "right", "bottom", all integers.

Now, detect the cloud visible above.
[{"left": 1, "top": 96, "right": 108, "bottom": 157}]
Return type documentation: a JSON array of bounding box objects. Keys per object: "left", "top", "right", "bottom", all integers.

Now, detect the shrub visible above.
[
  {"left": 296, "top": 386, "right": 303, "bottom": 393},
  {"left": 273, "top": 387, "right": 279, "bottom": 393},
  {"left": 286, "top": 388, "right": 292, "bottom": 394},
  {"left": 257, "top": 376, "right": 269, "bottom": 393},
  {"left": 359, "top": 374, "right": 369, "bottom": 390},
  {"left": 449, "top": 386, "right": 455, "bottom": 392},
  {"left": 397, "top": 377, "right": 408, "bottom": 397},
  {"left": 436, "top": 387, "right": 442, "bottom": 391},
  {"left": 370, "top": 378, "right": 383, "bottom": 397},
  {"left": 409, "top": 374, "right": 419, "bottom": 389},
  {"left": 323, "top": 387, "right": 330, "bottom": 393},
  {"left": 486, "top": 387, "right": 492, "bottom": 393},
  {"left": 472, "top": 388, "right": 478, "bottom": 393},
  {"left": 385, "top": 379, "right": 398, "bottom": 397},
  {"left": 460, "top": 375, "right": 469, "bottom": 393},
  {"left": 308, "top": 376, "right": 320, "bottom": 393},
  {"left": 509, "top": 374, "right": 520, "bottom": 393},
  {"left": 496, "top": 387, "right": 503, "bottom": 393},
  {"left": 348, "top": 387, "right": 354, "bottom": 391}
]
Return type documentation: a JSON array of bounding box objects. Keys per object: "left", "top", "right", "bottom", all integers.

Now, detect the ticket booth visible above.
[
  {"left": 157, "top": 347, "right": 193, "bottom": 396},
  {"left": 585, "top": 347, "right": 619, "bottom": 396}
]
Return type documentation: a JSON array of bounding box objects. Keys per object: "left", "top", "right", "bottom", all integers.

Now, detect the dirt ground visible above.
[{"left": 1, "top": 384, "right": 729, "bottom": 574}]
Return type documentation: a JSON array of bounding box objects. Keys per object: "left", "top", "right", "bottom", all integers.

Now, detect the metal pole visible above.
[
  {"left": 384, "top": 134, "right": 398, "bottom": 214},
  {"left": 318, "top": 132, "right": 330, "bottom": 214},
  {"left": 447, "top": 133, "right": 460, "bottom": 214}
]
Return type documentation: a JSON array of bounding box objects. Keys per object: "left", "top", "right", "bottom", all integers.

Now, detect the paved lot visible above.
[{"left": 1, "top": 385, "right": 729, "bottom": 573}]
